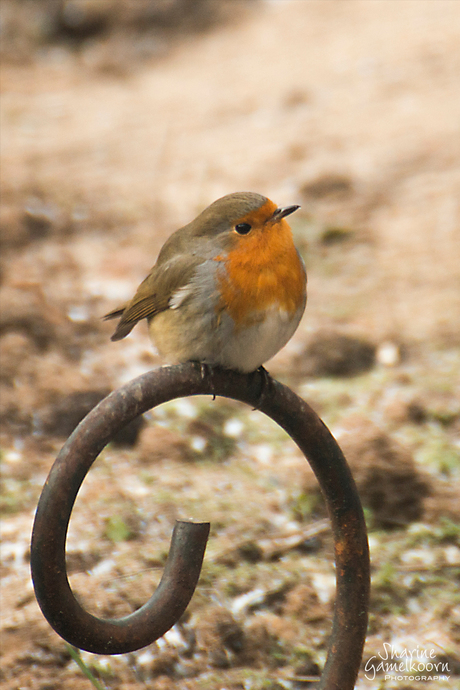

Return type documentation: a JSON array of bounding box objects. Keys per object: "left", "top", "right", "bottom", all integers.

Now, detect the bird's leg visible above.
[
  {"left": 252, "top": 365, "right": 273, "bottom": 410},
  {"left": 198, "top": 362, "right": 216, "bottom": 401}
]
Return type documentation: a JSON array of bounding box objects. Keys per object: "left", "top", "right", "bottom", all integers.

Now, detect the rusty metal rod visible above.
[{"left": 31, "top": 363, "right": 369, "bottom": 688}]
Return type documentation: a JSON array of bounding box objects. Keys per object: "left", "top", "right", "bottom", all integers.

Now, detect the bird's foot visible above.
[{"left": 251, "top": 365, "right": 273, "bottom": 410}]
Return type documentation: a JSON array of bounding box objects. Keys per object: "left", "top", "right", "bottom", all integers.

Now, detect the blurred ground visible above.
[{"left": 1, "top": 1, "right": 460, "bottom": 689}]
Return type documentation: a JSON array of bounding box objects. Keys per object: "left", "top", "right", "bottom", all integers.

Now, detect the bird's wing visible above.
[{"left": 104, "top": 255, "right": 199, "bottom": 341}]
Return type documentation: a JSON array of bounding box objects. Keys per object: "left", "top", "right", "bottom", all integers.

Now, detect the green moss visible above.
[
  {"left": 407, "top": 518, "right": 460, "bottom": 547},
  {"left": 288, "top": 490, "right": 323, "bottom": 523},
  {"left": 371, "top": 561, "right": 408, "bottom": 615},
  {"left": 416, "top": 433, "right": 460, "bottom": 476},
  {"left": 0, "top": 478, "right": 35, "bottom": 515},
  {"left": 104, "top": 515, "right": 132, "bottom": 543}
]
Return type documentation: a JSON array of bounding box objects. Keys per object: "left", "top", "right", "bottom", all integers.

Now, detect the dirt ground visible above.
[{"left": 1, "top": 1, "right": 460, "bottom": 689}]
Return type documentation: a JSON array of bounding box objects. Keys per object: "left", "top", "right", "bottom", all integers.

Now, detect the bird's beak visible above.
[{"left": 272, "top": 204, "right": 300, "bottom": 221}]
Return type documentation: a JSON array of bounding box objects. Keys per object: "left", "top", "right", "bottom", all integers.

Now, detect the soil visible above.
[{"left": 1, "top": 1, "right": 460, "bottom": 689}]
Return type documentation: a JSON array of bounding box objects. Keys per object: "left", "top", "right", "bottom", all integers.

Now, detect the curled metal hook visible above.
[{"left": 31, "top": 363, "right": 370, "bottom": 689}]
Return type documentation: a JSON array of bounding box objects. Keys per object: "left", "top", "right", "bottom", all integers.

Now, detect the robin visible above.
[{"left": 104, "top": 192, "right": 306, "bottom": 374}]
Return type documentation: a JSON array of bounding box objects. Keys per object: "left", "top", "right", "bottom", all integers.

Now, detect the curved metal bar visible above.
[{"left": 31, "top": 363, "right": 369, "bottom": 687}]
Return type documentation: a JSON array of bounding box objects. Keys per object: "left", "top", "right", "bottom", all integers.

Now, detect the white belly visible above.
[{"left": 216, "top": 305, "right": 304, "bottom": 373}]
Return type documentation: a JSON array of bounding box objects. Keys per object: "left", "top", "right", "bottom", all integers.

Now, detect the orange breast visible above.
[{"left": 215, "top": 218, "right": 306, "bottom": 328}]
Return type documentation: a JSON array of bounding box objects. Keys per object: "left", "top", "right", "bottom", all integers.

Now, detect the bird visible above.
[{"left": 104, "top": 192, "right": 306, "bottom": 374}]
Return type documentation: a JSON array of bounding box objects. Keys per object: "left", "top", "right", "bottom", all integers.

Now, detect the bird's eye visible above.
[{"left": 234, "top": 223, "right": 252, "bottom": 235}]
